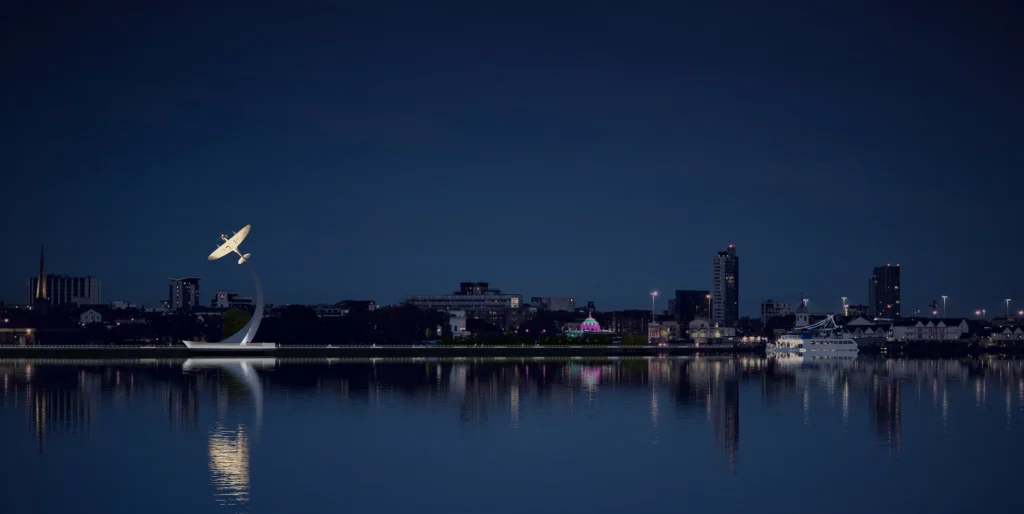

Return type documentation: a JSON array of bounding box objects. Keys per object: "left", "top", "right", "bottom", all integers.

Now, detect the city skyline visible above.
[
  {"left": 2, "top": 2, "right": 1021, "bottom": 316},
  {"left": 8, "top": 241, "right": 1021, "bottom": 320}
]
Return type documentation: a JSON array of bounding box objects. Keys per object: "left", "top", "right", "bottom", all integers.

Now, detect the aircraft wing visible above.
[
  {"left": 207, "top": 225, "right": 250, "bottom": 260},
  {"left": 227, "top": 225, "right": 251, "bottom": 247},
  {"left": 208, "top": 245, "right": 234, "bottom": 260}
]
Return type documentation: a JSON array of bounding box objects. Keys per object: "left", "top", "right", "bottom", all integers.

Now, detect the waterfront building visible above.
[
  {"left": 659, "top": 320, "right": 682, "bottom": 340},
  {"left": 565, "top": 313, "right": 614, "bottom": 337},
  {"left": 795, "top": 299, "right": 810, "bottom": 327},
  {"left": 673, "top": 290, "right": 710, "bottom": 323},
  {"left": 169, "top": 277, "right": 201, "bottom": 311},
  {"left": 688, "top": 318, "right": 736, "bottom": 344},
  {"left": 868, "top": 264, "right": 900, "bottom": 318},
  {"left": 889, "top": 318, "right": 970, "bottom": 341},
  {"left": 79, "top": 308, "right": 104, "bottom": 324},
  {"left": 712, "top": 245, "right": 739, "bottom": 324},
  {"left": 843, "top": 316, "right": 891, "bottom": 347},
  {"left": 648, "top": 321, "right": 663, "bottom": 345},
  {"left": 406, "top": 282, "right": 522, "bottom": 327},
  {"left": 448, "top": 310, "right": 469, "bottom": 336},
  {"left": 846, "top": 304, "right": 871, "bottom": 317},
  {"left": 601, "top": 310, "right": 651, "bottom": 335},
  {"left": 991, "top": 326, "right": 1024, "bottom": 344},
  {"left": 530, "top": 296, "right": 575, "bottom": 312},
  {"left": 504, "top": 306, "right": 532, "bottom": 332},
  {"left": 760, "top": 299, "right": 791, "bottom": 324}
]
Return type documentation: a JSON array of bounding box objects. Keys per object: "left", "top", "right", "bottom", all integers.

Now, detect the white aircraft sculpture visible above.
[{"left": 208, "top": 224, "right": 252, "bottom": 264}]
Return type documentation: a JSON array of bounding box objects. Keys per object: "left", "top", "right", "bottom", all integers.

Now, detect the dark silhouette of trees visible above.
[{"left": 222, "top": 308, "right": 252, "bottom": 339}]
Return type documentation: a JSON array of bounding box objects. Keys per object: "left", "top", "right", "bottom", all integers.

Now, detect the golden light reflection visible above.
[{"left": 208, "top": 423, "right": 250, "bottom": 506}]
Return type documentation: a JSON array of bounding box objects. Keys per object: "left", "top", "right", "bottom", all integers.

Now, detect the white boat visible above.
[{"left": 766, "top": 316, "right": 858, "bottom": 355}]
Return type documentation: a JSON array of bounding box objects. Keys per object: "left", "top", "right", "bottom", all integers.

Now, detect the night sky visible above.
[{"left": 2, "top": 1, "right": 1021, "bottom": 317}]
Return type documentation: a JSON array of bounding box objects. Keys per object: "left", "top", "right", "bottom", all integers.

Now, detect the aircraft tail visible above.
[{"left": 238, "top": 253, "right": 251, "bottom": 265}]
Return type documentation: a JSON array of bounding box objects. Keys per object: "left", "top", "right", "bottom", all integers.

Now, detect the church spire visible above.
[{"left": 35, "top": 245, "right": 46, "bottom": 300}]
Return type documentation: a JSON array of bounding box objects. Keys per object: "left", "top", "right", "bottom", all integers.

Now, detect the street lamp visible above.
[
  {"left": 706, "top": 294, "right": 712, "bottom": 321},
  {"left": 650, "top": 291, "right": 658, "bottom": 319},
  {"left": 1006, "top": 298, "right": 1012, "bottom": 317},
  {"left": 941, "top": 295, "right": 948, "bottom": 317}
]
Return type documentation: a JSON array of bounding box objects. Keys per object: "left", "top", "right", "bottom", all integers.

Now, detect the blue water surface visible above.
[{"left": 1, "top": 355, "right": 1021, "bottom": 513}]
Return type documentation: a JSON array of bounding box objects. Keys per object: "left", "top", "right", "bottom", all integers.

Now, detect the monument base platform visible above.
[{"left": 182, "top": 341, "right": 277, "bottom": 351}]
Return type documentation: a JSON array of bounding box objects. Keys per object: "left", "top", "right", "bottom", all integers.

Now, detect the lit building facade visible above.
[
  {"left": 712, "top": 245, "right": 739, "bottom": 325},
  {"left": 169, "top": 277, "right": 201, "bottom": 311},
  {"left": 688, "top": 318, "right": 737, "bottom": 344},
  {"left": 565, "top": 314, "right": 614, "bottom": 337},
  {"left": 890, "top": 318, "right": 969, "bottom": 341},
  {"left": 868, "top": 265, "right": 900, "bottom": 318},
  {"left": 448, "top": 310, "right": 469, "bottom": 336},
  {"left": 28, "top": 275, "right": 101, "bottom": 307},
  {"left": 26, "top": 245, "right": 101, "bottom": 307}
]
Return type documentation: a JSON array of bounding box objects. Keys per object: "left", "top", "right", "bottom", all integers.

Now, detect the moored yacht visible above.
[{"left": 767, "top": 316, "right": 859, "bottom": 355}]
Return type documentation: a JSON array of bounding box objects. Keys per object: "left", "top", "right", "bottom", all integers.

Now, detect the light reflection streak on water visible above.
[
  {"left": 842, "top": 380, "right": 849, "bottom": 425},
  {"left": 208, "top": 423, "right": 250, "bottom": 506},
  {"left": 511, "top": 384, "right": 519, "bottom": 427},
  {"left": 802, "top": 388, "right": 809, "bottom": 425},
  {"left": 651, "top": 389, "right": 659, "bottom": 428},
  {"left": 942, "top": 388, "right": 948, "bottom": 432},
  {"left": 1008, "top": 384, "right": 1012, "bottom": 428}
]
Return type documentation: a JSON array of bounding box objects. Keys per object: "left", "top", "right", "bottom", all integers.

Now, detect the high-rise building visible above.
[
  {"left": 169, "top": 277, "right": 201, "bottom": 311},
  {"left": 868, "top": 265, "right": 900, "bottom": 318},
  {"left": 27, "top": 246, "right": 102, "bottom": 307},
  {"left": 674, "top": 290, "right": 711, "bottom": 323},
  {"left": 712, "top": 245, "right": 739, "bottom": 324}
]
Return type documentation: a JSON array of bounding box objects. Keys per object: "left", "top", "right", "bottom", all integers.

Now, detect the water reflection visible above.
[
  {"left": 4, "top": 355, "right": 1024, "bottom": 513},
  {"left": 208, "top": 423, "right": 250, "bottom": 506},
  {"left": 183, "top": 358, "right": 272, "bottom": 508}
]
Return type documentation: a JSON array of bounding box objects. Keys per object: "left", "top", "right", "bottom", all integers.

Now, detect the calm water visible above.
[{"left": 1, "top": 355, "right": 1022, "bottom": 513}]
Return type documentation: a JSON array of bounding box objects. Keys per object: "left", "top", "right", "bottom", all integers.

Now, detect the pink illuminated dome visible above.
[{"left": 580, "top": 316, "right": 601, "bottom": 332}]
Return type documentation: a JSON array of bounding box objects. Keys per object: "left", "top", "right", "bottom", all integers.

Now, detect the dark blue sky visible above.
[{"left": 2, "top": 1, "right": 1021, "bottom": 316}]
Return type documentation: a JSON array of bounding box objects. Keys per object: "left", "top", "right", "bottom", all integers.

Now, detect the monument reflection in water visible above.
[
  {"left": 183, "top": 358, "right": 271, "bottom": 507},
  {"left": 2, "top": 355, "right": 1024, "bottom": 514}
]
